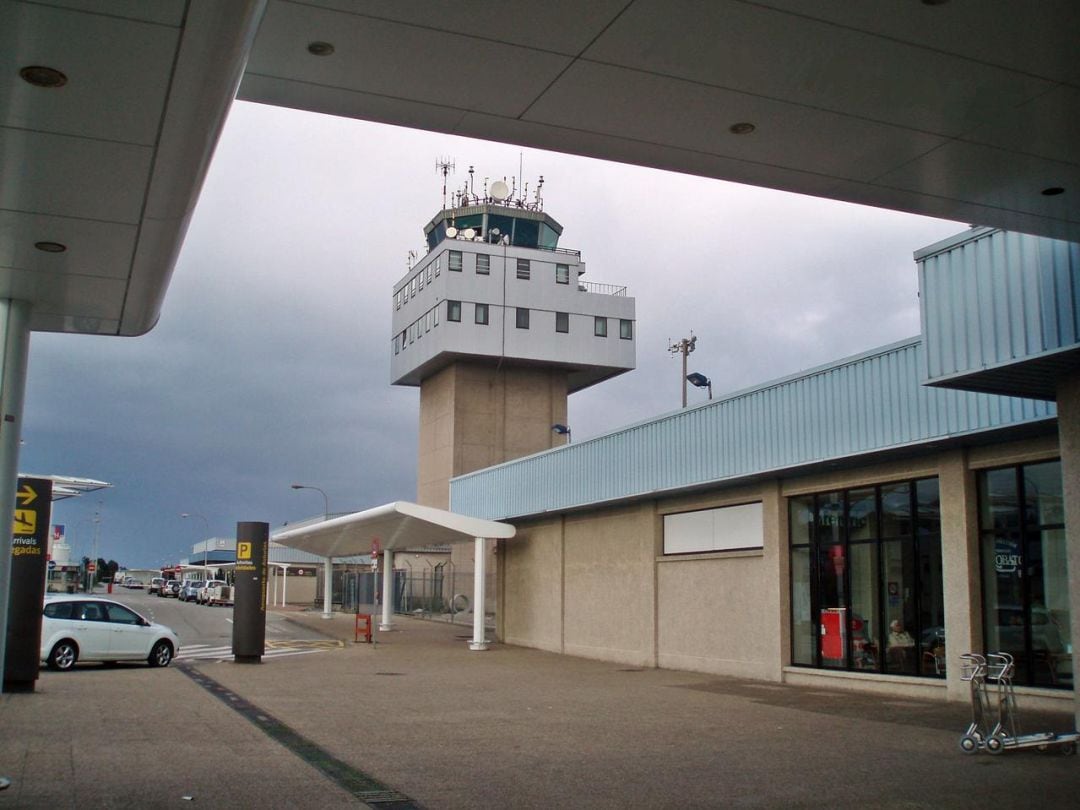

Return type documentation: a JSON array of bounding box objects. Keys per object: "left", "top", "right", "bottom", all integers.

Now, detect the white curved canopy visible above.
[{"left": 273, "top": 501, "right": 515, "bottom": 560}]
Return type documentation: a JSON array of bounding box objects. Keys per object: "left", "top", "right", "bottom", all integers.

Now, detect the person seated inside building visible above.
[{"left": 886, "top": 619, "right": 915, "bottom": 671}]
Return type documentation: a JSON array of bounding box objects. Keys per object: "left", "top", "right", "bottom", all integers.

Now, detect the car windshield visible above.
[{"left": 191, "top": 581, "right": 204, "bottom": 588}]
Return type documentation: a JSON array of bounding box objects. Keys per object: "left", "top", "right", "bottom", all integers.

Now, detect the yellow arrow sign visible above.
[{"left": 16, "top": 484, "right": 36, "bottom": 507}]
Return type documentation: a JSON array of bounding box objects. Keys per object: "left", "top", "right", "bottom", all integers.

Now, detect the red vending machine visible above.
[{"left": 820, "top": 607, "right": 847, "bottom": 664}]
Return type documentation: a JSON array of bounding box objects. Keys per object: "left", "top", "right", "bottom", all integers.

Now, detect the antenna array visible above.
[{"left": 435, "top": 157, "right": 546, "bottom": 211}]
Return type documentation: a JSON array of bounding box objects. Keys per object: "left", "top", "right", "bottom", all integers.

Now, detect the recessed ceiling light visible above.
[
  {"left": 1041, "top": 187, "right": 1065, "bottom": 196},
  {"left": 19, "top": 65, "right": 67, "bottom": 88},
  {"left": 729, "top": 122, "right": 756, "bottom": 135},
  {"left": 307, "top": 41, "right": 335, "bottom": 56},
  {"left": 34, "top": 241, "right": 67, "bottom": 253}
]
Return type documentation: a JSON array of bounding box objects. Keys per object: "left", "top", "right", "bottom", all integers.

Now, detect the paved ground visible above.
[{"left": 2, "top": 609, "right": 1078, "bottom": 808}]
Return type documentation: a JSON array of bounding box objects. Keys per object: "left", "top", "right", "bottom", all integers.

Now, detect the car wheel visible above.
[
  {"left": 47, "top": 640, "right": 78, "bottom": 671},
  {"left": 148, "top": 640, "right": 173, "bottom": 668}
]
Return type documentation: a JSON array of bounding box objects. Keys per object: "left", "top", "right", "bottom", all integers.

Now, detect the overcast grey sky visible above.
[{"left": 21, "top": 101, "right": 964, "bottom": 567}]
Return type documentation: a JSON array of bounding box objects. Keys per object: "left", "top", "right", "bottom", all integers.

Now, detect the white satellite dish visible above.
[
  {"left": 462, "top": 228, "right": 476, "bottom": 239},
  {"left": 446, "top": 226, "right": 458, "bottom": 238},
  {"left": 490, "top": 180, "right": 510, "bottom": 201}
]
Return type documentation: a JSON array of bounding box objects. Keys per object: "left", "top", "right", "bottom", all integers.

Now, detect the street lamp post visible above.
[
  {"left": 291, "top": 484, "right": 333, "bottom": 618},
  {"left": 180, "top": 512, "right": 212, "bottom": 572}
]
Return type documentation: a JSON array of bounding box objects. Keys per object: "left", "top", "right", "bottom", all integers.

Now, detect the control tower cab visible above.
[{"left": 391, "top": 178, "right": 635, "bottom": 393}]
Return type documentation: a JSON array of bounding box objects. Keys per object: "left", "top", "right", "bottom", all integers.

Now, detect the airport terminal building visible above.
[{"left": 451, "top": 226, "right": 1077, "bottom": 709}]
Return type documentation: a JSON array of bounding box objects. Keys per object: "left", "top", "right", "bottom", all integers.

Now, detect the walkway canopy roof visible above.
[{"left": 273, "top": 501, "right": 516, "bottom": 559}]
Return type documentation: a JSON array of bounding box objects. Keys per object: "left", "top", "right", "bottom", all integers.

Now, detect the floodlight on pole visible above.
[
  {"left": 552, "top": 423, "right": 572, "bottom": 444},
  {"left": 686, "top": 372, "right": 713, "bottom": 400}
]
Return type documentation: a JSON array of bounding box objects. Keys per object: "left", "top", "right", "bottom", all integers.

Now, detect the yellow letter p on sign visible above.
[{"left": 237, "top": 541, "right": 252, "bottom": 561}]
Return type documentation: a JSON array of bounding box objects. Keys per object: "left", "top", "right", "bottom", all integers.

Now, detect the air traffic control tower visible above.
[{"left": 391, "top": 168, "right": 636, "bottom": 510}]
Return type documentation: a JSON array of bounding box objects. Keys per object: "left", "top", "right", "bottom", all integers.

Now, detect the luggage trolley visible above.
[
  {"left": 958, "top": 651, "right": 1078, "bottom": 755},
  {"left": 958, "top": 653, "right": 991, "bottom": 753}
]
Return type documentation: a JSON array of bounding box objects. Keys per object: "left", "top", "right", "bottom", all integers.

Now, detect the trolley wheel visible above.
[
  {"left": 1060, "top": 742, "right": 1076, "bottom": 756},
  {"left": 985, "top": 734, "right": 1006, "bottom": 755},
  {"left": 958, "top": 734, "right": 980, "bottom": 754}
]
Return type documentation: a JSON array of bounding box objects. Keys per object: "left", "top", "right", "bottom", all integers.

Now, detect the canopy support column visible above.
[
  {"left": 321, "top": 557, "right": 332, "bottom": 618},
  {"left": 469, "top": 537, "right": 488, "bottom": 651},
  {"left": 0, "top": 299, "right": 32, "bottom": 690},
  {"left": 379, "top": 549, "right": 393, "bottom": 631}
]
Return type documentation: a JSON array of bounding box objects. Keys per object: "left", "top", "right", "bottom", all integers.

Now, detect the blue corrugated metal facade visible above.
[
  {"left": 450, "top": 338, "right": 1055, "bottom": 521},
  {"left": 917, "top": 227, "right": 1080, "bottom": 393}
]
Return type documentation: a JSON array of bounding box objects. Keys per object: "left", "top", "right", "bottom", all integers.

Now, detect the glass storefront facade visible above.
[
  {"left": 978, "top": 460, "right": 1071, "bottom": 689},
  {"left": 790, "top": 478, "right": 945, "bottom": 677}
]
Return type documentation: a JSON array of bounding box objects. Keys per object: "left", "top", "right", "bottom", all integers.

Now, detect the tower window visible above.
[
  {"left": 476, "top": 254, "right": 490, "bottom": 275},
  {"left": 517, "top": 259, "right": 530, "bottom": 280},
  {"left": 475, "top": 303, "right": 489, "bottom": 325},
  {"left": 447, "top": 300, "right": 461, "bottom": 322},
  {"left": 556, "top": 264, "right": 569, "bottom": 284},
  {"left": 449, "top": 251, "right": 463, "bottom": 272},
  {"left": 620, "top": 319, "right": 633, "bottom": 340},
  {"left": 516, "top": 308, "right": 530, "bottom": 329},
  {"left": 594, "top": 316, "right": 607, "bottom": 337},
  {"left": 556, "top": 312, "right": 569, "bottom": 333}
]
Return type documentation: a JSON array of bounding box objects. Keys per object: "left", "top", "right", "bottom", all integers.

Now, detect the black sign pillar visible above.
[
  {"left": 4, "top": 477, "right": 52, "bottom": 692},
  {"left": 232, "top": 521, "right": 268, "bottom": 664}
]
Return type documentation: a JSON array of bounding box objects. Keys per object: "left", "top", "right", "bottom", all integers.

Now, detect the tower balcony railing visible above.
[{"left": 578, "top": 280, "right": 628, "bottom": 296}]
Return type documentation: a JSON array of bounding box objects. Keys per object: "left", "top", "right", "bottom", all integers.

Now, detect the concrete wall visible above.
[
  {"left": 417, "top": 360, "right": 567, "bottom": 510},
  {"left": 499, "top": 435, "right": 1072, "bottom": 706},
  {"left": 1056, "top": 369, "right": 1080, "bottom": 726},
  {"left": 267, "top": 570, "right": 317, "bottom": 606},
  {"left": 500, "top": 518, "right": 564, "bottom": 653},
  {"left": 657, "top": 483, "right": 781, "bottom": 680},
  {"left": 563, "top": 503, "right": 655, "bottom": 666}
]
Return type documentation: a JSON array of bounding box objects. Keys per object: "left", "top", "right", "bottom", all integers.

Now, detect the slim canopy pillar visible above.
[
  {"left": 469, "top": 537, "right": 488, "bottom": 651},
  {"left": 379, "top": 548, "right": 393, "bottom": 631},
  {"left": 321, "top": 557, "right": 333, "bottom": 618}
]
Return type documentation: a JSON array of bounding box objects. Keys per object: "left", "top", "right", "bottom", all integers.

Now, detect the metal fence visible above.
[{"left": 317, "top": 563, "right": 497, "bottom": 625}]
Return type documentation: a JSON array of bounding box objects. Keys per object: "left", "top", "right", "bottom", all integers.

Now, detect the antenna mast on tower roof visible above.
[{"left": 436, "top": 157, "right": 455, "bottom": 211}]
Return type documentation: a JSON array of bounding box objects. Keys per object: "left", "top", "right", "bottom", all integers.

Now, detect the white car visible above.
[
  {"left": 197, "top": 579, "right": 226, "bottom": 605},
  {"left": 40, "top": 595, "right": 180, "bottom": 671}
]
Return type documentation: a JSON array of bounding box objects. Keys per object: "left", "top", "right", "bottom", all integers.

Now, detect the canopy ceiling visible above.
[
  {"left": 3, "top": 0, "right": 1078, "bottom": 337},
  {"left": 273, "top": 501, "right": 516, "bottom": 559}
]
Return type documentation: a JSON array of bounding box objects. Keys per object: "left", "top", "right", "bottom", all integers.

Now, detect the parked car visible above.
[
  {"left": 148, "top": 577, "right": 165, "bottom": 595},
  {"left": 161, "top": 580, "right": 181, "bottom": 598},
  {"left": 179, "top": 580, "right": 203, "bottom": 602},
  {"left": 204, "top": 582, "right": 233, "bottom": 607},
  {"left": 124, "top": 579, "right": 145, "bottom": 589},
  {"left": 197, "top": 580, "right": 226, "bottom": 605},
  {"left": 39, "top": 595, "right": 180, "bottom": 671}
]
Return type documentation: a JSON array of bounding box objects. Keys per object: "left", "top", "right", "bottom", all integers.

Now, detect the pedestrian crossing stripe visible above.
[
  {"left": 266, "top": 639, "right": 344, "bottom": 650},
  {"left": 176, "top": 640, "right": 341, "bottom": 662}
]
